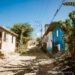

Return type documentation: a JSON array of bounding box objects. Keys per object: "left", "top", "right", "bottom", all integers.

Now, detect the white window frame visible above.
[{"left": 56, "top": 30, "right": 58, "bottom": 37}]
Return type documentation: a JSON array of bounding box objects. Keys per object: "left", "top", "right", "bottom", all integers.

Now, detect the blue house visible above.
[{"left": 43, "top": 22, "right": 65, "bottom": 54}]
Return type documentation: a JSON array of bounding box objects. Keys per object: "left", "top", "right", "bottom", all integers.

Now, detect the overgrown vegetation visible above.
[
  {"left": 36, "top": 37, "right": 42, "bottom": 46},
  {"left": 11, "top": 23, "right": 33, "bottom": 53},
  {"left": 58, "top": 11, "right": 75, "bottom": 58},
  {"left": 56, "top": 11, "right": 75, "bottom": 72}
]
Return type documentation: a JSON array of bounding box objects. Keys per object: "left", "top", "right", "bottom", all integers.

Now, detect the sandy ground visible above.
[{"left": 0, "top": 47, "right": 58, "bottom": 75}]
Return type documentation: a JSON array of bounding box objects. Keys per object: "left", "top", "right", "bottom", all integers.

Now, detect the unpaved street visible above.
[{"left": 0, "top": 47, "right": 60, "bottom": 75}]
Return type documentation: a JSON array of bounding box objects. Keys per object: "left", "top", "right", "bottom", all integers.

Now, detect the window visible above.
[
  {"left": 4, "top": 32, "right": 6, "bottom": 41},
  {"left": 56, "top": 30, "right": 58, "bottom": 37},
  {"left": 12, "top": 36, "right": 13, "bottom": 43}
]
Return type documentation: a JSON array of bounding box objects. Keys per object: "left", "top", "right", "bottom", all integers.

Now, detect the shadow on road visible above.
[
  {"left": 23, "top": 46, "right": 50, "bottom": 59},
  {"left": 0, "top": 46, "right": 53, "bottom": 75}
]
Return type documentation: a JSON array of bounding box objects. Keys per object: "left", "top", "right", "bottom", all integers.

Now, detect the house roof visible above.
[
  {"left": 0, "top": 26, "right": 18, "bottom": 36},
  {"left": 44, "top": 22, "right": 59, "bottom": 36}
]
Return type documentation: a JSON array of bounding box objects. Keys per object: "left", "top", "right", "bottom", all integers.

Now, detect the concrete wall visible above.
[
  {"left": 1, "top": 31, "right": 16, "bottom": 53},
  {"left": 47, "top": 32, "right": 52, "bottom": 53}
]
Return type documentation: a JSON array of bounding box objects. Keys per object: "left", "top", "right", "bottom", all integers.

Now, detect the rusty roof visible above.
[
  {"left": 44, "top": 22, "right": 59, "bottom": 36},
  {"left": 0, "top": 26, "right": 18, "bottom": 36}
]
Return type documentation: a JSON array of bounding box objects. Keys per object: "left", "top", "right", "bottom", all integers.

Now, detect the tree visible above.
[
  {"left": 63, "top": 1, "right": 75, "bottom": 6},
  {"left": 11, "top": 23, "right": 33, "bottom": 46},
  {"left": 68, "top": 11, "right": 75, "bottom": 57},
  {"left": 36, "top": 37, "right": 42, "bottom": 45},
  {"left": 58, "top": 11, "right": 75, "bottom": 71},
  {"left": 59, "top": 11, "right": 75, "bottom": 58},
  {"left": 69, "top": 11, "right": 75, "bottom": 27}
]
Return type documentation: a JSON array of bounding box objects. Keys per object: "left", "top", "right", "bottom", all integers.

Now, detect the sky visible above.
[{"left": 0, "top": 0, "right": 75, "bottom": 38}]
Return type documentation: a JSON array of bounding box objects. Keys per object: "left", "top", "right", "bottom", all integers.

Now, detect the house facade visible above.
[
  {"left": 0, "top": 26, "right": 17, "bottom": 53},
  {"left": 52, "top": 26, "right": 65, "bottom": 53},
  {"left": 43, "top": 22, "right": 65, "bottom": 54},
  {"left": 27, "top": 39, "right": 38, "bottom": 49}
]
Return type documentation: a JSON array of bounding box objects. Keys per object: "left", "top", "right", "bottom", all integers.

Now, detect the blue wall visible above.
[{"left": 52, "top": 26, "right": 65, "bottom": 53}]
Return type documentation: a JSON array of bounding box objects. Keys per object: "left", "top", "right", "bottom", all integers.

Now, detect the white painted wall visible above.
[
  {"left": 47, "top": 32, "right": 52, "bottom": 50},
  {"left": 1, "top": 31, "right": 16, "bottom": 53},
  {"left": 57, "top": 44, "right": 61, "bottom": 51},
  {"left": 43, "top": 36, "right": 48, "bottom": 43}
]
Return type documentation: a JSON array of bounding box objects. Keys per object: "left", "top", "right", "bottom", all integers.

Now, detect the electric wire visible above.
[{"left": 50, "top": 0, "right": 66, "bottom": 23}]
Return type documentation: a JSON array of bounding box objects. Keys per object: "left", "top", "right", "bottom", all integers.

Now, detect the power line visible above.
[{"left": 50, "top": 0, "right": 65, "bottom": 23}]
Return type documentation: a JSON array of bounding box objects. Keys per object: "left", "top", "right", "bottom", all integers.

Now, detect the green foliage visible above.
[
  {"left": 11, "top": 23, "right": 33, "bottom": 44},
  {"left": 69, "top": 11, "right": 75, "bottom": 27},
  {"left": 11, "top": 23, "right": 33, "bottom": 36},
  {"left": 11, "top": 23, "right": 33, "bottom": 53},
  {"left": 22, "top": 37, "right": 31, "bottom": 44},
  {"left": 58, "top": 19, "right": 72, "bottom": 31},
  {"left": 69, "top": 11, "right": 75, "bottom": 18},
  {"left": 36, "top": 37, "right": 42, "bottom": 44},
  {"left": 59, "top": 11, "right": 75, "bottom": 58},
  {"left": 63, "top": 2, "right": 75, "bottom": 6},
  {"left": 58, "top": 12, "right": 75, "bottom": 70}
]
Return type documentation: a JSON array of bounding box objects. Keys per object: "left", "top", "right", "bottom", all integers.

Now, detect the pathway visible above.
[{"left": 0, "top": 46, "right": 69, "bottom": 75}]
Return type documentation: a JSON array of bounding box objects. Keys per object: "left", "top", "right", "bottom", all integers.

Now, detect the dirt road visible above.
[{"left": 0, "top": 47, "right": 62, "bottom": 75}]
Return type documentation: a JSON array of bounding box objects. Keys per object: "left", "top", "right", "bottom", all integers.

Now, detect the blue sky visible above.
[{"left": 0, "top": 0, "right": 75, "bottom": 38}]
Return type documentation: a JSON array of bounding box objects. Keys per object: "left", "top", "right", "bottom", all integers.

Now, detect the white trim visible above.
[
  {"left": 57, "top": 44, "right": 60, "bottom": 51},
  {"left": 56, "top": 30, "right": 58, "bottom": 37}
]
